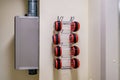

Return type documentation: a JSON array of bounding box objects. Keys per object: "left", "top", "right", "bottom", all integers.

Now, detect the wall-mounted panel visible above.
[{"left": 15, "top": 16, "right": 39, "bottom": 70}]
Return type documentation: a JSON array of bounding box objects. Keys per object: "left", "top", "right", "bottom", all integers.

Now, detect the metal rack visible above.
[{"left": 52, "top": 16, "right": 80, "bottom": 70}]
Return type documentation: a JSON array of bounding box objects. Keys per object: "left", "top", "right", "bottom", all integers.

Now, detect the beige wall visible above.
[
  {"left": 0, "top": 0, "right": 38, "bottom": 80},
  {"left": 39, "top": 0, "right": 88, "bottom": 80}
]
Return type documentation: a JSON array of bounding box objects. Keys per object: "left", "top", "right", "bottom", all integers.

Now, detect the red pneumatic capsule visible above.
[
  {"left": 52, "top": 34, "right": 60, "bottom": 44},
  {"left": 55, "top": 21, "right": 62, "bottom": 31},
  {"left": 71, "top": 58, "right": 80, "bottom": 69},
  {"left": 71, "top": 21, "right": 80, "bottom": 32},
  {"left": 71, "top": 46, "right": 80, "bottom": 56},
  {"left": 54, "top": 46, "right": 62, "bottom": 57},
  {"left": 69, "top": 33, "right": 78, "bottom": 43},
  {"left": 54, "top": 58, "right": 62, "bottom": 69}
]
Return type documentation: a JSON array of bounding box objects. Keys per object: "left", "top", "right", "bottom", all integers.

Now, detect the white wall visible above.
[
  {"left": 105, "top": 0, "right": 119, "bottom": 80},
  {"left": 0, "top": 0, "right": 38, "bottom": 80},
  {"left": 88, "top": 0, "right": 120, "bottom": 80}
]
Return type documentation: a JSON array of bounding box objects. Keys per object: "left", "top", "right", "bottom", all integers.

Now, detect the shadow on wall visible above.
[
  {"left": 53, "top": 68, "right": 79, "bottom": 80},
  {"left": 53, "top": 61, "right": 79, "bottom": 80},
  {"left": 54, "top": 69, "right": 61, "bottom": 80},
  {"left": 71, "top": 69, "right": 79, "bottom": 80}
]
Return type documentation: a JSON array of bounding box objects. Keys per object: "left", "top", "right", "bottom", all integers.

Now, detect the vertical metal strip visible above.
[{"left": 118, "top": 0, "right": 120, "bottom": 80}]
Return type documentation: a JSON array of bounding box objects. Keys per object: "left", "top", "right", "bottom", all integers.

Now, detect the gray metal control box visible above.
[{"left": 14, "top": 16, "right": 39, "bottom": 70}]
